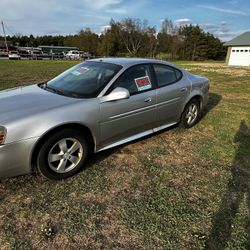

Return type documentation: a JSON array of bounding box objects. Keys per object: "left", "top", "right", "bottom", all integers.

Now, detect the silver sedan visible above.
[{"left": 0, "top": 58, "right": 209, "bottom": 179}]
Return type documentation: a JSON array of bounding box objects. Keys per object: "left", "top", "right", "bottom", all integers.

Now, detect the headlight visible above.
[{"left": 0, "top": 126, "right": 7, "bottom": 145}]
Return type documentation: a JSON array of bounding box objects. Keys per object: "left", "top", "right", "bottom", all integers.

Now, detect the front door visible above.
[{"left": 99, "top": 64, "right": 156, "bottom": 148}]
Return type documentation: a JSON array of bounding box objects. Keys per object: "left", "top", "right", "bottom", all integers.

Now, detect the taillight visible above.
[
  {"left": 0, "top": 133, "right": 5, "bottom": 144},
  {"left": 0, "top": 127, "right": 7, "bottom": 145}
]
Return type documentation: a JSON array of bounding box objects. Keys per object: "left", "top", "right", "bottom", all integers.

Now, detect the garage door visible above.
[{"left": 229, "top": 47, "right": 250, "bottom": 66}]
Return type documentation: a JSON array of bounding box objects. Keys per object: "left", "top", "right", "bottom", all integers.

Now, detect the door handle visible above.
[
  {"left": 144, "top": 97, "right": 152, "bottom": 103},
  {"left": 181, "top": 88, "right": 187, "bottom": 92}
]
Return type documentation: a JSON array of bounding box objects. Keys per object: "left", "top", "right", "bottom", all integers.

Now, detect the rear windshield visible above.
[{"left": 47, "top": 61, "right": 122, "bottom": 98}]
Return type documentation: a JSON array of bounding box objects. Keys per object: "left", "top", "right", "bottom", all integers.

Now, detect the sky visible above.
[{"left": 0, "top": 0, "right": 249, "bottom": 41}]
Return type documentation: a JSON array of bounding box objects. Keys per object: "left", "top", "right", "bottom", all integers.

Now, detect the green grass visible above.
[
  {"left": 0, "top": 60, "right": 250, "bottom": 249},
  {"left": 0, "top": 60, "right": 79, "bottom": 89}
]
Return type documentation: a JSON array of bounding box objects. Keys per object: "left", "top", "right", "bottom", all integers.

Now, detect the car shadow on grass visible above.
[
  {"left": 201, "top": 92, "right": 222, "bottom": 119},
  {"left": 205, "top": 120, "right": 250, "bottom": 249}
]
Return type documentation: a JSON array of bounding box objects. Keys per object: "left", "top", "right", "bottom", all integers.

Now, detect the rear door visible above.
[
  {"left": 152, "top": 64, "right": 190, "bottom": 126},
  {"left": 99, "top": 64, "right": 157, "bottom": 148}
]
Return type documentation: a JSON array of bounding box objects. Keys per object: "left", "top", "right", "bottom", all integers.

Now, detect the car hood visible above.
[{"left": 0, "top": 85, "right": 80, "bottom": 124}]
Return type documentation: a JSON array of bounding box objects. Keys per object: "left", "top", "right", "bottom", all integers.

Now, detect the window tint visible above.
[
  {"left": 109, "top": 65, "right": 153, "bottom": 95},
  {"left": 153, "top": 64, "right": 181, "bottom": 87}
]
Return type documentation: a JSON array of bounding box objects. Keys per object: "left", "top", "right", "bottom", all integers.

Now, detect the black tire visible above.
[
  {"left": 180, "top": 99, "right": 201, "bottom": 128},
  {"left": 37, "top": 129, "right": 89, "bottom": 180}
]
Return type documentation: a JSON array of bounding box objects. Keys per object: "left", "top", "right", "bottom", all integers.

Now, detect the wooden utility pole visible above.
[{"left": 1, "top": 21, "right": 9, "bottom": 52}]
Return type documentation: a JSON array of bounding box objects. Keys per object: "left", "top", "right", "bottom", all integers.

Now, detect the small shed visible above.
[{"left": 224, "top": 32, "right": 250, "bottom": 66}]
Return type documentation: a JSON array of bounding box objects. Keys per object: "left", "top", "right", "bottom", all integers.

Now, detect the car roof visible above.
[{"left": 89, "top": 57, "right": 178, "bottom": 69}]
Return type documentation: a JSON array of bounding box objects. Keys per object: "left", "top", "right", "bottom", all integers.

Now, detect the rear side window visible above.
[
  {"left": 153, "top": 64, "right": 182, "bottom": 87},
  {"left": 108, "top": 65, "right": 153, "bottom": 95}
]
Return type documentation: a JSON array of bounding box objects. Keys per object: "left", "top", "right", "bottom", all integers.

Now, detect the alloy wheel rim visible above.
[
  {"left": 186, "top": 104, "right": 198, "bottom": 125},
  {"left": 48, "top": 138, "right": 83, "bottom": 173}
]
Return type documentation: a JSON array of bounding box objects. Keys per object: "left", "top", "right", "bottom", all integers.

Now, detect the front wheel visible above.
[
  {"left": 37, "top": 129, "right": 89, "bottom": 180},
  {"left": 180, "top": 99, "right": 200, "bottom": 128}
]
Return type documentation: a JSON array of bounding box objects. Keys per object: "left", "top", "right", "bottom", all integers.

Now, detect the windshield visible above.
[{"left": 47, "top": 61, "right": 122, "bottom": 98}]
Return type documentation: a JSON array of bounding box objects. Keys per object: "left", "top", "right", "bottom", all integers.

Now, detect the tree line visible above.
[{"left": 1, "top": 18, "right": 226, "bottom": 60}]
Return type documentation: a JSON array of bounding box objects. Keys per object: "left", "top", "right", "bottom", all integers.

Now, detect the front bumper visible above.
[{"left": 0, "top": 137, "right": 38, "bottom": 178}]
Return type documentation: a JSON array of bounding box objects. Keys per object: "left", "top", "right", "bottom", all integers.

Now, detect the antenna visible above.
[{"left": 1, "top": 20, "right": 9, "bottom": 52}]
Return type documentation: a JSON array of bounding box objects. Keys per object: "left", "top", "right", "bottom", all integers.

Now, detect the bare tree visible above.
[
  {"left": 161, "top": 19, "right": 174, "bottom": 35},
  {"left": 146, "top": 27, "right": 157, "bottom": 58},
  {"left": 119, "top": 18, "right": 148, "bottom": 55}
]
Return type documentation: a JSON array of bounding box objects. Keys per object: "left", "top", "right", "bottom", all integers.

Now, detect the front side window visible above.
[
  {"left": 108, "top": 65, "right": 153, "bottom": 95},
  {"left": 153, "top": 64, "right": 182, "bottom": 87},
  {"left": 46, "top": 61, "right": 122, "bottom": 98}
]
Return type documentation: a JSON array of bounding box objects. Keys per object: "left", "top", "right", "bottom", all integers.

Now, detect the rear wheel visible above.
[
  {"left": 37, "top": 129, "right": 89, "bottom": 180},
  {"left": 180, "top": 99, "right": 200, "bottom": 128}
]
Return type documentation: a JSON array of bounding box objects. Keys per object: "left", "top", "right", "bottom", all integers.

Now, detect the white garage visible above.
[{"left": 225, "top": 32, "right": 250, "bottom": 67}]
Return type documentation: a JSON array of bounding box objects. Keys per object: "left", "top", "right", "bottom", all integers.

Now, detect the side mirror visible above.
[{"left": 100, "top": 87, "right": 130, "bottom": 103}]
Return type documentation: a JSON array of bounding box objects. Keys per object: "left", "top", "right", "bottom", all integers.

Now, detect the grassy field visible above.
[{"left": 0, "top": 60, "right": 249, "bottom": 249}]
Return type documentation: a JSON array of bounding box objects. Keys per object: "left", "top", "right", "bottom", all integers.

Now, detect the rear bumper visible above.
[{"left": 0, "top": 137, "right": 38, "bottom": 178}]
